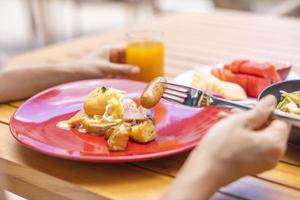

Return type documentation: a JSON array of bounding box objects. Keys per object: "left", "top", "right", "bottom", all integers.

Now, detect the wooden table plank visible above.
[
  {"left": 1, "top": 159, "right": 107, "bottom": 200},
  {"left": 282, "top": 144, "right": 300, "bottom": 166},
  {"left": 222, "top": 176, "right": 300, "bottom": 200},
  {"left": 0, "top": 105, "right": 15, "bottom": 124},
  {"left": 210, "top": 193, "right": 242, "bottom": 200},
  {"left": 0, "top": 105, "right": 15, "bottom": 125},
  {"left": 7, "top": 101, "right": 25, "bottom": 108},
  {"left": 260, "top": 162, "right": 300, "bottom": 189},
  {"left": 134, "top": 150, "right": 300, "bottom": 190}
]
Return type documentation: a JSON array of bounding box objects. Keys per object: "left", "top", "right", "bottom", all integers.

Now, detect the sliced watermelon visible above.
[
  {"left": 246, "top": 75, "right": 271, "bottom": 97},
  {"left": 225, "top": 70, "right": 248, "bottom": 92},
  {"left": 227, "top": 60, "right": 291, "bottom": 81},
  {"left": 211, "top": 68, "right": 271, "bottom": 97},
  {"left": 210, "top": 59, "right": 292, "bottom": 97},
  {"left": 239, "top": 61, "right": 269, "bottom": 78},
  {"left": 226, "top": 71, "right": 270, "bottom": 97},
  {"left": 228, "top": 61, "right": 282, "bottom": 83},
  {"left": 228, "top": 59, "right": 249, "bottom": 73},
  {"left": 271, "top": 62, "right": 292, "bottom": 80}
]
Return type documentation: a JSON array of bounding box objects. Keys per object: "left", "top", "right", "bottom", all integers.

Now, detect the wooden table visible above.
[{"left": 2, "top": 10, "right": 300, "bottom": 200}]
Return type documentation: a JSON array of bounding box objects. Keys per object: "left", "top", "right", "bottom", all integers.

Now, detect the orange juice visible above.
[{"left": 126, "top": 40, "right": 164, "bottom": 82}]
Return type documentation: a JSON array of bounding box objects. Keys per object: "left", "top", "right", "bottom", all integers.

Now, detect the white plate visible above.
[{"left": 173, "top": 64, "right": 300, "bottom": 104}]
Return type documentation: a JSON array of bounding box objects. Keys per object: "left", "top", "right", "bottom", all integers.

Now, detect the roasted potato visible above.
[
  {"left": 140, "top": 77, "right": 166, "bottom": 109},
  {"left": 107, "top": 123, "right": 131, "bottom": 151},
  {"left": 105, "top": 126, "right": 117, "bottom": 140},
  {"left": 130, "top": 120, "right": 156, "bottom": 143}
]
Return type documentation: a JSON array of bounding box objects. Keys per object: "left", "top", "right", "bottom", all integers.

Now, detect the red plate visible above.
[{"left": 10, "top": 79, "right": 226, "bottom": 163}]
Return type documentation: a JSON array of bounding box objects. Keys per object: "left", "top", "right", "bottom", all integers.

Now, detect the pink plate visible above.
[{"left": 10, "top": 79, "right": 227, "bottom": 163}]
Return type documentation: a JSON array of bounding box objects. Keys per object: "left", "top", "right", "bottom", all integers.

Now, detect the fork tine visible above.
[
  {"left": 164, "top": 86, "right": 188, "bottom": 94},
  {"left": 164, "top": 90, "right": 187, "bottom": 99},
  {"left": 161, "top": 82, "right": 192, "bottom": 90},
  {"left": 161, "top": 81, "right": 204, "bottom": 107},
  {"left": 162, "top": 95, "right": 185, "bottom": 104},
  {"left": 161, "top": 82, "right": 191, "bottom": 93}
]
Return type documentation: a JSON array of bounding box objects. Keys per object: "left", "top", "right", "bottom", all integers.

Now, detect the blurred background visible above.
[{"left": 1, "top": 0, "right": 300, "bottom": 59}]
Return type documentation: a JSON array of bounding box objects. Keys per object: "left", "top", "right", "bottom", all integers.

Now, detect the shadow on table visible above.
[
  {"left": 282, "top": 143, "right": 300, "bottom": 166},
  {"left": 15, "top": 140, "right": 300, "bottom": 184},
  {"left": 14, "top": 144, "right": 173, "bottom": 189}
]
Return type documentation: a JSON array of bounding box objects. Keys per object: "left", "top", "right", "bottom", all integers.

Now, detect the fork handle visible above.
[
  {"left": 212, "top": 97, "right": 253, "bottom": 110},
  {"left": 212, "top": 96, "right": 300, "bottom": 125}
]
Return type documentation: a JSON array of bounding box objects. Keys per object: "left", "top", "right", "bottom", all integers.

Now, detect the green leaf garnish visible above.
[{"left": 101, "top": 87, "right": 107, "bottom": 93}]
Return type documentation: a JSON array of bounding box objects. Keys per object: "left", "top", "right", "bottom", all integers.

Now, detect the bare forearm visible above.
[
  {"left": 162, "top": 154, "right": 226, "bottom": 200},
  {"left": 0, "top": 64, "right": 97, "bottom": 103}
]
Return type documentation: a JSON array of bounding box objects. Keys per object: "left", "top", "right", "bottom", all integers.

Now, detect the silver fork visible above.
[
  {"left": 160, "top": 81, "right": 300, "bottom": 123},
  {"left": 161, "top": 82, "right": 252, "bottom": 110}
]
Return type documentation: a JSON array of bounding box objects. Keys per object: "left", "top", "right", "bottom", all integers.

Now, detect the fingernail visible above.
[
  {"left": 262, "top": 95, "right": 276, "bottom": 107},
  {"left": 131, "top": 67, "right": 140, "bottom": 74}
]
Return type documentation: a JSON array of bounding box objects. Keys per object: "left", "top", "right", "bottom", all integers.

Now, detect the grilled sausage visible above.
[{"left": 140, "top": 77, "right": 166, "bottom": 108}]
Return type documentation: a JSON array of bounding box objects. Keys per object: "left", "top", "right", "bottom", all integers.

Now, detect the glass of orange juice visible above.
[{"left": 126, "top": 30, "right": 164, "bottom": 82}]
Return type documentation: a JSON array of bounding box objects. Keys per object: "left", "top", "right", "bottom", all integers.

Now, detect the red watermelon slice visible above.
[
  {"left": 211, "top": 60, "right": 292, "bottom": 97},
  {"left": 271, "top": 62, "right": 292, "bottom": 80}
]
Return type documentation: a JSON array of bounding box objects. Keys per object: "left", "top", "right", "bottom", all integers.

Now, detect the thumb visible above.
[
  {"left": 99, "top": 61, "right": 140, "bottom": 77},
  {"left": 242, "top": 95, "right": 276, "bottom": 129}
]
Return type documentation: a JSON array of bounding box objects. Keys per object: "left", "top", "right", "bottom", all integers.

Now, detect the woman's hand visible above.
[
  {"left": 196, "top": 95, "right": 290, "bottom": 178},
  {"left": 162, "top": 95, "right": 291, "bottom": 200},
  {"left": 6, "top": 44, "right": 139, "bottom": 79},
  {"left": 65, "top": 59, "right": 139, "bottom": 79},
  {"left": 0, "top": 45, "right": 139, "bottom": 102},
  {"left": 60, "top": 44, "right": 139, "bottom": 78}
]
